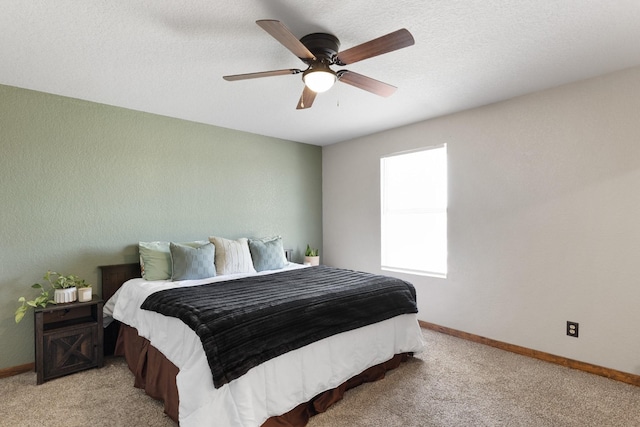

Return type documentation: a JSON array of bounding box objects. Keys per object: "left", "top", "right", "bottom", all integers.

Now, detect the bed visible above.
[{"left": 101, "top": 242, "right": 425, "bottom": 427}]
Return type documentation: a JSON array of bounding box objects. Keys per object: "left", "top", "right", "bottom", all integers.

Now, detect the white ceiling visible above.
[{"left": 3, "top": 1, "right": 640, "bottom": 146}]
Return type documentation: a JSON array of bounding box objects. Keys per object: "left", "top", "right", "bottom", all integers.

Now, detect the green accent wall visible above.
[{"left": 0, "top": 84, "right": 322, "bottom": 369}]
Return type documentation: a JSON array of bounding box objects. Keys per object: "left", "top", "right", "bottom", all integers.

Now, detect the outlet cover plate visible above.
[{"left": 567, "top": 321, "right": 579, "bottom": 338}]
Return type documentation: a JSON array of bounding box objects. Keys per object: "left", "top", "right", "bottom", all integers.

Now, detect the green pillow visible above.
[
  {"left": 139, "top": 240, "right": 208, "bottom": 280},
  {"left": 170, "top": 242, "right": 216, "bottom": 281},
  {"left": 248, "top": 236, "right": 288, "bottom": 272}
]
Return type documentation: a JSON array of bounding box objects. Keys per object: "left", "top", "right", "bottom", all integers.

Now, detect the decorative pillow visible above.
[
  {"left": 139, "top": 240, "right": 209, "bottom": 280},
  {"left": 170, "top": 242, "right": 216, "bottom": 281},
  {"left": 248, "top": 236, "right": 288, "bottom": 272},
  {"left": 209, "top": 236, "right": 256, "bottom": 275}
]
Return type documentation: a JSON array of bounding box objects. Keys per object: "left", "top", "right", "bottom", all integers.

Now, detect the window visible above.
[{"left": 381, "top": 145, "right": 447, "bottom": 277}]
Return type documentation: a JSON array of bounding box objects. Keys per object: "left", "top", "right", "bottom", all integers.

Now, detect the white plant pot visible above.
[
  {"left": 304, "top": 256, "right": 320, "bottom": 266},
  {"left": 78, "top": 287, "right": 92, "bottom": 302},
  {"left": 54, "top": 287, "right": 77, "bottom": 303}
]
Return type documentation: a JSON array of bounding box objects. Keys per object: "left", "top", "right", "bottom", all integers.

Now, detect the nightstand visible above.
[{"left": 34, "top": 296, "right": 104, "bottom": 384}]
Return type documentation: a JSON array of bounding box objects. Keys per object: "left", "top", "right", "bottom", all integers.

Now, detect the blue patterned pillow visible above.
[
  {"left": 139, "top": 240, "right": 209, "bottom": 280},
  {"left": 170, "top": 242, "right": 216, "bottom": 281},
  {"left": 248, "top": 236, "right": 288, "bottom": 272}
]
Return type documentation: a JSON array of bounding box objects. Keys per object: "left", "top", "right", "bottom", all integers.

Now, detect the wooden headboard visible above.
[
  {"left": 99, "top": 263, "right": 141, "bottom": 355},
  {"left": 100, "top": 263, "right": 141, "bottom": 302}
]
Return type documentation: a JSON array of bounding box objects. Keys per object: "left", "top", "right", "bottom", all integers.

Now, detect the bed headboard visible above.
[
  {"left": 99, "top": 263, "right": 141, "bottom": 302},
  {"left": 99, "top": 263, "right": 140, "bottom": 356}
]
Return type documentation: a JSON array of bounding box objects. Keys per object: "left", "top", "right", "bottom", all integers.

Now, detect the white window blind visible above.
[{"left": 381, "top": 145, "right": 447, "bottom": 277}]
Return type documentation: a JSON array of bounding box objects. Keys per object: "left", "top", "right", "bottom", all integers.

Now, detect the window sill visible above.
[{"left": 381, "top": 267, "right": 446, "bottom": 279}]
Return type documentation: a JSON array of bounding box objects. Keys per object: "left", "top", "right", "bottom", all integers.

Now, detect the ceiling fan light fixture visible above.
[{"left": 302, "top": 64, "right": 336, "bottom": 93}]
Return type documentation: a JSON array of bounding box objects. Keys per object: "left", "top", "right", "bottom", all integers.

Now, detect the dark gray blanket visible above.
[{"left": 140, "top": 265, "right": 418, "bottom": 388}]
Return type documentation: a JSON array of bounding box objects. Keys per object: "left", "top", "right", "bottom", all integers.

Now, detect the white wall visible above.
[{"left": 323, "top": 66, "right": 640, "bottom": 375}]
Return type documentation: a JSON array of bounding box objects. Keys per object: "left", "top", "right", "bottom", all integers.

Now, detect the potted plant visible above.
[
  {"left": 50, "top": 271, "right": 85, "bottom": 304},
  {"left": 77, "top": 281, "right": 93, "bottom": 302},
  {"left": 304, "top": 244, "right": 320, "bottom": 266},
  {"left": 14, "top": 271, "right": 91, "bottom": 323}
]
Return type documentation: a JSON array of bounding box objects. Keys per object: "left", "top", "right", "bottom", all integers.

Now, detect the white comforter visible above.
[{"left": 104, "top": 263, "right": 425, "bottom": 427}]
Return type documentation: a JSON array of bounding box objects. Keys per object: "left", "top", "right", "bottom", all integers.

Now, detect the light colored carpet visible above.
[{"left": 1, "top": 329, "right": 638, "bottom": 426}]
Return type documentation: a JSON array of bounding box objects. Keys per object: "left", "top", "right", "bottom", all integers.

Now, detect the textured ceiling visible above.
[{"left": 2, "top": 1, "right": 640, "bottom": 146}]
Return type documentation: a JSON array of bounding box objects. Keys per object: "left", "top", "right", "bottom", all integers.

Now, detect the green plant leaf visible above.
[
  {"left": 44, "top": 271, "right": 55, "bottom": 282},
  {"left": 15, "top": 307, "right": 26, "bottom": 323}
]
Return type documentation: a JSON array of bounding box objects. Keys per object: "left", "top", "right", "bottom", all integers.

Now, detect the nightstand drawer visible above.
[{"left": 43, "top": 305, "right": 93, "bottom": 326}]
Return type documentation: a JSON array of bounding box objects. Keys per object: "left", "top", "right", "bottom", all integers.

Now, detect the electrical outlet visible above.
[{"left": 566, "top": 321, "right": 579, "bottom": 338}]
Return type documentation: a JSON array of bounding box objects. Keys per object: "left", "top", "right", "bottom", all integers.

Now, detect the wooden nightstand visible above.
[{"left": 34, "top": 296, "right": 104, "bottom": 384}]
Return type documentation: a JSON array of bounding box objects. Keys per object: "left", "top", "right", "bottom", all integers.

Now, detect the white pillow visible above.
[{"left": 209, "top": 236, "right": 256, "bottom": 275}]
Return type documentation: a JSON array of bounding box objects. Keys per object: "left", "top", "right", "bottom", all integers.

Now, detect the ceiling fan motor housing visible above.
[{"left": 299, "top": 33, "right": 340, "bottom": 64}]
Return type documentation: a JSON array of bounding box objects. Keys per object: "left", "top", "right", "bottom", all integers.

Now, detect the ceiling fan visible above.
[{"left": 223, "top": 20, "right": 415, "bottom": 109}]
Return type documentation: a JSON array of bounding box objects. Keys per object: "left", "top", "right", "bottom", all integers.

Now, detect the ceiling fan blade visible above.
[
  {"left": 256, "top": 20, "right": 316, "bottom": 60},
  {"left": 223, "top": 69, "right": 302, "bottom": 81},
  {"left": 336, "top": 29, "right": 414, "bottom": 65},
  {"left": 337, "top": 70, "right": 397, "bottom": 97},
  {"left": 296, "top": 86, "right": 317, "bottom": 109}
]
